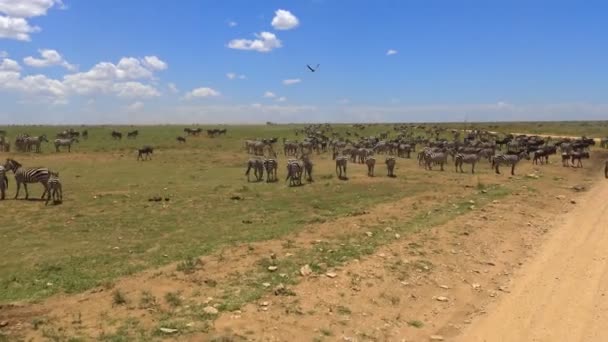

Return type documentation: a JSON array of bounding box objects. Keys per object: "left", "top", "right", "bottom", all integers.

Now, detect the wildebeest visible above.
[
  {"left": 111, "top": 131, "right": 122, "bottom": 140},
  {"left": 137, "top": 146, "right": 154, "bottom": 161},
  {"left": 127, "top": 130, "right": 139, "bottom": 139},
  {"left": 177, "top": 136, "right": 186, "bottom": 143}
]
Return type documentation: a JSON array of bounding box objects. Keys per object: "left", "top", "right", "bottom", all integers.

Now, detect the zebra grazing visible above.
[
  {"left": 137, "top": 146, "right": 154, "bottom": 161},
  {"left": 54, "top": 137, "right": 78, "bottom": 152},
  {"left": 127, "top": 130, "right": 139, "bottom": 139},
  {"left": 424, "top": 151, "right": 448, "bottom": 171},
  {"left": 263, "top": 159, "right": 278, "bottom": 182},
  {"left": 111, "top": 131, "right": 122, "bottom": 140},
  {"left": 335, "top": 156, "right": 348, "bottom": 179},
  {"left": 286, "top": 160, "right": 303, "bottom": 186},
  {"left": 245, "top": 159, "right": 264, "bottom": 182},
  {"left": 455, "top": 153, "right": 481, "bottom": 174},
  {"left": 492, "top": 151, "right": 529, "bottom": 175},
  {"left": 176, "top": 136, "right": 186, "bottom": 143},
  {"left": 45, "top": 171, "right": 62, "bottom": 205},
  {"left": 301, "top": 155, "right": 314, "bottom": 182},
  {"left": 570, "top": 150, "right": 589, "bottom": 168},
  {"left": 366, "top": 157, "right": 376, "bottom": 177},
  {"left": 0, "top": 165, "right": 8, "bottom": 200},
  {"left": 385, "top": 157, "right": 396, "bottom": 177},
  {"left": 3, "top": 158, "right": 50, "bottom": 199}
]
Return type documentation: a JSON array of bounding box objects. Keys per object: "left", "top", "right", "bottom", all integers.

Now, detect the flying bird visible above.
[{"left": 307, "top": 64, "right": 320, "bottom": 72}]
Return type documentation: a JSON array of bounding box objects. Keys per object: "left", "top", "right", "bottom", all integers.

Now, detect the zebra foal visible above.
[{"left": 45, "top": 171, "right": 63, "bottom": 205}]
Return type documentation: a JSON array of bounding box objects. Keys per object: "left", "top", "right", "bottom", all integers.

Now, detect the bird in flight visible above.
[{"left": 307, "top": 64, "right": 320, "bottom": 72}]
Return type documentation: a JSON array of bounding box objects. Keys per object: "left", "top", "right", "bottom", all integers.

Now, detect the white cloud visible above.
[
  {"left": 168, "top": 82, "right": 179, "bottom": 93},
  {"left": 184, "top": 87, "right": 220, "bottom": 99},
  {"left": 0, "top": 0, "right": 64, "bottom": 41},
  {"left": 0, "top": 50, "right": 7, "bottom": 57},
  {"left": 263, "top": 91, "right": 276, "bottom": 98},
  {"left": 0, "top": 15, "right": 39, "bottom": 41},
  {"left": 283, "top": 78, "right": 301, "bottom": 85},
  {"left": 276, "top": 96, "right": 286, "bottom": 102},
  {"left": 0, "top": 58, "right": 21, "bottom": 71},
  {"left": 228, "top": 20, "right": 237, "bottom": 27},
  {"left": 142, "top": 56, "right": 167, "bottom": 71},
  {"left": 127, "top": 101, "right": 144, "bottom": 111},
  {"left": 227, "top": 72, "right": 247, "bottom": 80},
  {"left": 386, "top": 49, "right": 398, "bottom": 56},
  {"left": 113, "top": 82, "right": 160, "bottom": 98},
  {"left": 227, "top": 31, "right": 282, "bottom": 53},
  {"left": 23, "top": 49, "right": 76, "bottom": 71},
  {"left": 271, "top": 9, "right": 299, "bottom": 30}
]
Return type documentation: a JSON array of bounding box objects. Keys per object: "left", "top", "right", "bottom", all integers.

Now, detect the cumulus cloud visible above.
[
  {"left": 227, "top": 31, "right": 282, "bottom": 53},
  {"left": 0, "top": 58, "right": 21, "bottom": 71},
  {"left": 263, "top": 91, "right": 276, "bottom": 98},
  {"left": 184, "top": 87, "right": 220, "bottom": 99},
  {"left": 113, "top": 82, "right": 160, "bottom": 98},
  {"left": 23, "top": 49, "right": 77, "bottom": 71},
  {"left": 386, "top": 49, "right": 398, "bottom": 56},
  {"left": 271, "top": 9, "right": 299, "bottom": 30},
  {"left": 142, "top": 56, "right": 167, "bottom": 71},
  {"left": 0, "top": 0, "right": 64, "bottom": 41},
  {"left": 283, "top": 78, "right": 301, "bottom": 85},
  {"left": 167, "top": 82, "right": 179, "bottom": 93}
]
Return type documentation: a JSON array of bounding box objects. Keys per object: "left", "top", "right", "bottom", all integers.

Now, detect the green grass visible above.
[{"left": 0, "top": 122, "right": 595, "bottom": 304}]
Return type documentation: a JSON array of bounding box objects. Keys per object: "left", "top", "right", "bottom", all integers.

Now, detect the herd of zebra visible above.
[
  {"left": 0, "top": 128, "right": 87, "bottom": 153},
  {"left": 243, "top": 124, "right": 604, "bottom": 186}
]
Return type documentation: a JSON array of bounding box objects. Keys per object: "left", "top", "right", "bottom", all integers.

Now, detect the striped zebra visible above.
[
  {"left": 301, "top": 155, "right": 314, "bottom": 182},
  {"left": 54, "top": 137, "right": 79, "bottom": 152},
  {"left": 26, "top": 135, "right": 48, "bottom": 153},
  {"left": 0, "top": 165, "right": 8, "bottom": 200},
  {"left": 263, "top": 159, "right": 278, "bottom": 182},
  {"left": 245, "top": 158, "right": 264, "bottom": 182},
  {"left": 45, "top": 171, "right": 63, "bottom": 205},
  {"left": 335, "top": 156, "right": 348, "bottom": 179},
  {"left": 286, "top": 160, "right": 303, "bottom": 186},
  {"left": 385, "top": 157, "right": 396, "bottom": 177},
  {"left": 424, "top": 151, "right": 448, "bottom": 171},
  {"left": 3, "top": 158, "right": 50, "bottom": 199},
  {"left": 454, "top": 153, "right": 481, "bottom": 174},
  {"left": 492, "top": 151, "right": 529, "bottom": 175},
  {"left": 366, "top": 157, "right": 376, "bottom": 177}
]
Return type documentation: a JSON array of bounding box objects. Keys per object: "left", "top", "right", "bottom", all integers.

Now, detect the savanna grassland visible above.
[{"left": 0, "top": 122, "right": 607, "bottom": 341}]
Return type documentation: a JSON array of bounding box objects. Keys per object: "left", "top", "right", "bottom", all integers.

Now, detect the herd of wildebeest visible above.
[{"left": 0, "top": 124, "right": 607, "bottom": 204}]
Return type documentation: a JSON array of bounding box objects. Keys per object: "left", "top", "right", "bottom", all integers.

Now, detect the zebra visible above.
[
  {"left": 0, "top": 165, "right": 8, "bottom": 200},
  {"left": 127, "top": 130, "right": 139, "bottom": 139},
  {"left": 111, "top": 131, "right": 122, "bottom": 140},
  {"left": 570, "top": 150, "right": 589, "bottom": 168},
  {"left": 335, "top": 156, "right": 348, "bottom": 179},
  {"left": 245, "top": 159, "right": 264, "bottom": 182},
  {"left": 263, "top": 159, "right": 278, "bottom": 182},
  {"left": 366, "top": 157, "right": 376, "bottom": 177},
  {"left": 137, "top": 146, "right": 154, "bottom": 161},
  {"left": 45, "top": 171, "right": 63, "bottom": 205},
  {"left": 3, "top": 158, "right": 50, "bottom": 199},
  {"left": 424, "top": 151, "right": 448, "bottom": 171},
  {"left": 25, "top": 135, "right": 48, "bottom": 153},
  {"left": 54, "top": 137, "right": 79, "bottom": 152},
  {"left": 285, "top": 160, "right": 303, "bottom": 186},
  {"left": 492, "top": 151, "right": 529, "bottom": 175},
  {"left": 454, "top": 153, "right": 481, "bottom": 174},
  {"left": 301, "top": 155, "right": 314, "bottom": 182},
  {"left": 385, "top": 157, "right": 396, "bottom": 177}
]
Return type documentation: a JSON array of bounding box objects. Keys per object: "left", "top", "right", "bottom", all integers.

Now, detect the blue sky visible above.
[{"left": 0, "top": 0, "right": 607, "bottom": 124}]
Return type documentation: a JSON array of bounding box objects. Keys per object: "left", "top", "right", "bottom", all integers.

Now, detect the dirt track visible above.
[{"left": 458, "top": 178, "right": 608, "bottom": 342}]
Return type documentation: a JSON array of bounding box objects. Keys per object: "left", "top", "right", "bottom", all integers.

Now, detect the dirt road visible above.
[{"left": 457, "top": 179, "right": 608, "bottom": 342}]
